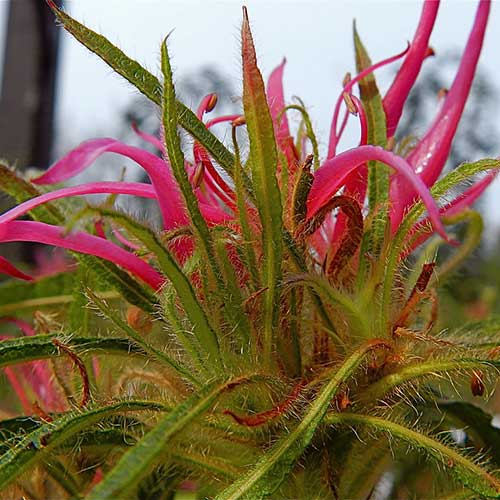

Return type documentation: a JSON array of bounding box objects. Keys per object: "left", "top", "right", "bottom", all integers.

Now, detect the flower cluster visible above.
[{"left": 0, "top": 1, "right": 493, "bottom": 291}]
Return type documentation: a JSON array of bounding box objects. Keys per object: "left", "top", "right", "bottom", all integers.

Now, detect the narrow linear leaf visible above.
[
  {"left": 86, "top": 290, "right": 201, "bottom": 386},
  {"left": 353, "top": 23, "right": 388, "bottom": 256},
  {"left": 363, "top": 357, "right": 500, "bottom": 402},
  {"left": 161, "top": 40, "right": 225, "bottom": 304},
  {"left": 46, "top": 3, "right": 235, "bottom": 176},
  {"left": 231, "top": 126, "right": 260, "bottom": 289},
  {"left": 0, "top": 334, "right": 144, "bottom": 368},
  {"left": 216, "top": 340, "right": 389, "bottom": 499},
  {"left": 241, "top": 8, "right": 283, "bottom": 368},
  {"left": 91, "top": 204, "right": 221, "bottom": 371},
  {"left": 437, "top": 401, "right": 500, "bottom": 466},
  {"left": 0, "top": 400, "right": 168, "bottom": 491},
  {"left": 325, "top": 412, "right": 500, "bottom": 498},
  {"left": 87, "top": 379, "right": 240, "bottom": 499}
]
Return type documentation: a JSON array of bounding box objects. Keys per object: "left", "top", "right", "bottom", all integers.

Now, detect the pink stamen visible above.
[
  {"left": 131, "top": 122, "right": 164, "bottom": 152},
  {"left": 196, "top": 93, "right": 218, "bottom": 119},
  {"left": 205, "top": 114, "right": 243, "bottom": 129},
  {"left": 327, "top": 43, "right": 410, "bottom": 158}
]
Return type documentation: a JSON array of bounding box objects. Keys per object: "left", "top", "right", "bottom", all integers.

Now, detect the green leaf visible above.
[
  {"left": 438, "top": 401, "right": 500, "bottom": 466},
  {"left": 0, "top": 400, "right": 168, "bottom": 491},
  {"left": 216, "top": 340, "right": 389, "bottom": 499},
  {"left": 0, "top": 272, "right": 76, "bottom": 315},
  {"left": 0, "top": 334, "right": 144, "bottom": 369},
  {"left": 160, "top": 40, "right": 229, "bottom": 348},
  {"left": 46, "top": 4, "right": 235, "bottom": 177},
  {"left": 336, "top": 435, "right": 390, "bottom": 500},
  {"left": 241, "top": 9, "right": 283, "bottom": 369},
  {"left": 87, "top": 379, "right": 236, "bottom": 499},
  {"left": 231, "top": 126, "right": 260, "bottom": 289},
  {"left": 285, "top": 273, "right": 367, "bottom": 341},
  {"left": 86, "top": 290, "right": 201, "bottom": 386},
  {"left": 381, "top": 159, "right": 500, "bottom": 336},
  {"left": 325, "top": 412, "right": 500, "bottom": 498},
  {"left": 363, "top": 357, "right": 500, "bottom": 402},
  {"left": 353, "top": 23, "right": 388, "bottom": 257},
  {"left": 90, "top": 206, "right": 221, "bottom": 371}
]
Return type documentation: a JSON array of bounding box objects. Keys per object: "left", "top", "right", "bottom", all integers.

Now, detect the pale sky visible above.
[{"left": 1, "top": 1, "right": 499, "bottom": 228}]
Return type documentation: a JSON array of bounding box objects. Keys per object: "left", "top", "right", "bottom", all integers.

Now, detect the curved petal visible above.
[
  {"left": 31, "top": 138, "right": 187, "bottom": 230},
  {"left": 307, "top": 145, "right": 450, "bottom": 241},
  {"left": 383, "top": 1, "right": 440, "bottom": 137},
  {"left": 131, "top": 123, "right": 164, "bottom": 152},
  {"left": 0, "top": 182, "right": 156, "bottom": 225},
  {"left": 267, "top": 58, "right": 291, "bottom": 142},
  {"left": 392, "top": 0, "right": 491, "bottom": 224},
  {"left": 404, "top": 171, "right": 497, "bottom": 254},
  {"left": 0, "top": 221, "right": 165, "bottom": 290},
  {"left": 0, "top": 256, "right": 33, "bottom": 281}
]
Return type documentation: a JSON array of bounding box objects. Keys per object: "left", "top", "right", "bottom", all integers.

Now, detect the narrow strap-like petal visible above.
[
  {"left": 0, "top": 256, "right": 33, "bottom": 281},
  {"left": 307, "top": 145, "right": 450, "bottom": 242},
  {"left": 0, "top": 182, "right": 156, "bottom": 225},
  {"left": 392, "top": 0, "right": 491, "bottom": 225},
  {"left": 32, "top": 138, "right": 187, "bottom": 230},
  {"left": 131, "top": 122, "right": 164, "bottom": 152},
  {"left": 267, "top": 58, "right": 291, "bottom": 142},
  {"left": 383, "top": 1, "right": 440, "bottom": 137},
  {"left": 404, "top": 171, "right": 497, "bottom": 254},
  {"left": 0, "top": 221, "right": 165, "bottom": 290}
]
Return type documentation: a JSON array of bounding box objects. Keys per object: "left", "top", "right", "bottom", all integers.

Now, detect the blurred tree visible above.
[
  {"left": 120, "top": 65, "right": 237, "bottom": 145},
  {"left": 0, "top": 0, "right": 61, "bottom": 169}
]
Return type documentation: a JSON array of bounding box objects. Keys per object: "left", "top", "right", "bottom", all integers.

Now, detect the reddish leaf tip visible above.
[{"left": 242, "top": 5, "right": 249, "bottom": 22}]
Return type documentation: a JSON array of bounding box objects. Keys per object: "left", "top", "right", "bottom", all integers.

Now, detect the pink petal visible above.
[
  {"left": 267, "top": 58, "right": 291, "bottom": 143},
  {"left": 0, "top": 256, "right": 33, "bottom": 281},
  {"left": 0, "top": 182, "right": 156, "bottom": 225},
  {"left": 0, "top": 317, "right": 35, "bottom": 336},
  {"left": 267, "top": 59, "right": 299, "bottom": 167},
  {"left": 0, "top": 221, "right": 165, "bottom": 290},
  {"left": 131, "top": 122, "right": 165, "bottom": 152},
  {"left": 383, "top": 1, "right": 440, "bottom": 137},
  {"left": 307, "top": 145, "right": 450, "bottom": 242},
  {"left": 31, "top": 139, "right": 187, "bottom": 230},
  {"left": 404, "top": 171, "right": 497, "bottom": 255},
  {"left": 392, "top": 1, "right": 491, "bottom": 224}
]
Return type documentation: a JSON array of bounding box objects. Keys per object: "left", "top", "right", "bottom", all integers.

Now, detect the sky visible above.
[{"left": 1, "top": 1, "right": 499, "bottom": 228}]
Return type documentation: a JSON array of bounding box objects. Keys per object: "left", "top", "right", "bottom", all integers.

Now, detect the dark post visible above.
[{"left": 0, "top": 0, "right": 61, "bottom": 169}]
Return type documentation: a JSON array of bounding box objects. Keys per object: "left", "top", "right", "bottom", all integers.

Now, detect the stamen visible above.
[
  {"left": 191, "top": 162, "right": 205, "bottom": 189},
  {"left": 205, "top": 114, "right": 242, "bottom": 128},
  {"left": 343, "top": 92, "right": 357, "bottom": 115},
  {"left": 196, "top": 93, "right": 218, "bottom": 119},
  {"left": 350, "top": 95, "right": 368, "bottom": 146},
  {"left": 328, "top": 42, "right": 409, "bottom": 158},
  {"left": 437, "top": 88, "right": 449, "bottom": 100}
]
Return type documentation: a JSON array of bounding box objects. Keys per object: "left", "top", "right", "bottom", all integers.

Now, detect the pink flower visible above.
[{"left": 0, "top": 0, "right": 495, "bottom": 291}]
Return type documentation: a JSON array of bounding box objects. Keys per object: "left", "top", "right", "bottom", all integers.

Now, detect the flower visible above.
[{"left": 0, "top": 0, "right": 495, "bottom": 291}]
